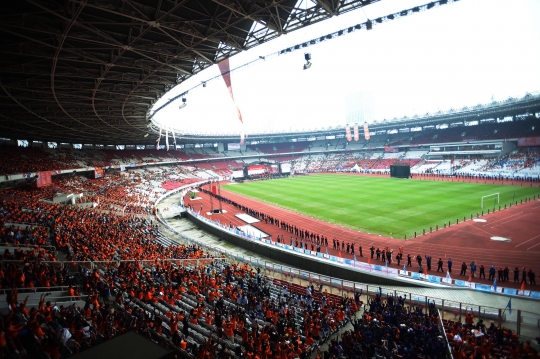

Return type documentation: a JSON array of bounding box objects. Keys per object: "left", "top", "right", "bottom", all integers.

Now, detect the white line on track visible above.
[
  {"left": 527, "top": 242, "right": 540, "bottom": 251},
  {"left": 469, "top": 224, "right": 494, "bottom": 237},
  {"left": 490, "top": 213, "right": 535, "bottom": 228},
  {"left": 515, "top": 234, "right": 540, "bottom": 247},
  {"left": 483, "top": 212, "right": 523, "bottom": 227}
]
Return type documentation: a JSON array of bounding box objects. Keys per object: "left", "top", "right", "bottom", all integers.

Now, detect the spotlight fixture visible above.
[
  {"left": 178, "top": 97, "right": 187, "bottom": 109},
  {"left": 202, "top": 82, "right": 206, "bottom": 87},
  {"left": 144, "top": 133, "right": 149, "bottom": 137},
  {"left": 303, "top": 52, "right": 311, "bottom": 70}
]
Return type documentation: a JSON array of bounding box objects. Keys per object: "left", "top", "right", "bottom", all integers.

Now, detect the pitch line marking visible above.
[{"left": 515, "top": 234, "right": 540, "bottom": 247}]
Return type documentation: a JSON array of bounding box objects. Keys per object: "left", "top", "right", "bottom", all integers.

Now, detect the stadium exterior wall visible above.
[{"left": 186, "top": 212, "right": 427, "bottom": 287}]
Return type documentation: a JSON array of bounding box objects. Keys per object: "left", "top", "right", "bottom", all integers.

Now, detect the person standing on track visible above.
[
  {"left": 513, "top": 267, "right": 520, "bottom": 283},
  {"left": 470, "top": 261, "right": 477, "bottom": 278},
  {"left": 479, "top": 264, "right": 485, "bottom": 279},
  {"left": 489, "top": 266, "right": 496, "bottom": 281},
  {"left": 447, "top": 258, "right": 453, "bottom": 273},
  {"left": 460, "top": 262, "right": 467, "bottom": 276},
  {"left": 425, "top": 255, "right": 432, "bottom": 271},
  {"left": 436, "top": 258, "right": 444, "bottom": 272}
]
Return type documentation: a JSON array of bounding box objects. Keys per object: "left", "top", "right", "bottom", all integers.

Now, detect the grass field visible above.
[{"left": 222, "top": 174, "right": 540, "bottom": 238}]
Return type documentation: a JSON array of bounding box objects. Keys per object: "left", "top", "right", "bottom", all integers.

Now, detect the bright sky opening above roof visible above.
[{"left": 151, "top": 0, "right": 540, "bottom": 137}]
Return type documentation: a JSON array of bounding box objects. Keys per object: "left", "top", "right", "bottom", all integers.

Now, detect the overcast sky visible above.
[{"left": 152, "top": 0, "right": 540, "bottom": 137}]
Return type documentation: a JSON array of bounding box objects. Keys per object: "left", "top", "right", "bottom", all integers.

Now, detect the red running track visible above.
[{"left": 185, "top": 175, "right": 540, "bottom": 290}]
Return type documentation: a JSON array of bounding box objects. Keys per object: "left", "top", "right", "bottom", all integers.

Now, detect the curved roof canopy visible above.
[{"left": 0, "top": 0, "right": 377, "bottom": 144}]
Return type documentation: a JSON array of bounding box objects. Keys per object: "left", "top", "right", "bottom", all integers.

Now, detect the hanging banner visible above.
[
  {"left": 165, "top": 129, "right": 169, "bottom": 151},
  {"left": 36, "top": 171, "right": 53, "bottom": 187},
  {"left": 218, "top": 57, "right": 244, "bottom": 143},
  {"left": 172, "top": 131, "right": 177, "bottom": 148},
  {"left": 346, "top": 125, "right": 352, "bottom": 142},
  {"left": 218, "top": 58, "right": 243, "bottom": 123},
  {"left": 353, "top": 123, "right": 359, "bottom": 141},
  {"left": 156, "top": 127, "right": 162, "bottom": 150},
  {"left": 364, "top": 123, "right": 370, "bottom": 140},
  {"left": 94, "top": 167, "right": 104, "bottom": 179}
]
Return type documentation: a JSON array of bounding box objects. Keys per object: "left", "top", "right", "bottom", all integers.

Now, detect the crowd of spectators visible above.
[
  {"left": 1, "top": 145, "right": 539, "bottom": 358},
  {"left": 444, "top": 311, "right": 538, "bottom": 359},
  {"left": 327, "top": 294, "right": 446, "bottom": 358}
]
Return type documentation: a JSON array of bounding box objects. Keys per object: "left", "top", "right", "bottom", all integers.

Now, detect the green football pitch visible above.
[{"left": 222, "top": 174, "right": 540, "bottom": 238}]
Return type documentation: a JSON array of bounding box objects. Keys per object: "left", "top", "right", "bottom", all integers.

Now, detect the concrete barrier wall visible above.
[{"left": 187, "top": 212, "right": 427, "bottom": 287}]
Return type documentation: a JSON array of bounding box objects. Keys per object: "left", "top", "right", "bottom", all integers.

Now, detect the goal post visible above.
[{"left": 481, "top": 193, "right": 499, "bottom": 209}]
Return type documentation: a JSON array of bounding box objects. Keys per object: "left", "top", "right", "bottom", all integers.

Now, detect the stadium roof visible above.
[{"left": 0, "top": 0, "right": 380, "bottom": 145}]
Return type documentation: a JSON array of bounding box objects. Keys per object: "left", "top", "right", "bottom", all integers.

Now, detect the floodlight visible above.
[
  {"left": 303, "top": 53, "right": 312, "bottom": 70},
  {"left": 179, "top": 97, "right": 187, "bottom": 109},
  {"left": 144, "top": 133, "right": 149, "bottom": 137}
]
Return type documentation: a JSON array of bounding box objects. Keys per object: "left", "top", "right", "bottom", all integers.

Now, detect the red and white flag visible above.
[
  {"left": 156, "top": 127, "right": 162, "bottom": 150},
  {"left": 218, "top": 57, "right": 244, "bottom": 143},
  {"left": 364, "top": 123, "right": 370, "bottom": 140},
  {"left": 346, "top": 125, "right": 352, "bottom": 141},
  {"left": 353, "top": 123, "right": 359, "bottom": 141}
]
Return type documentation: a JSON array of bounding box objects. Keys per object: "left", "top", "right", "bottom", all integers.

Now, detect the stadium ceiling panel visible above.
[{"left": 0, "top": 0, "right": 377, "bottom": 145}]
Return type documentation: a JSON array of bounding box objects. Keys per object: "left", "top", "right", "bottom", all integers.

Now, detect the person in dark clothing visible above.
[
  {"left": 522, "top": 268, "right": 527, "bottom": 283},
  {"left": 479, "top": 264, "right": 485, "bottom": 279},
  {"left": 498, "top": 267, "right": 504, "bottom": 282},
  {"left": 416, "top": 254, "right": 422, "bottom": 266},
  {"left": 447, "top": 258, "right": 453, "bottom": 273},
  {"left": 376, "top": 248, "right": 381, "bottom": 260},
  {"left": 436, "top": 258, "right": 444, "bottom": 272},
  {"left": 359, "top": 245, "right": 363, "bottom": 257},
  {"left": 407, "top": 254, "right": 412, "bottom": 267},
  {"left": 503, "top": 267, "right": 509, "bottom": 282},
  {"left": 460, "top": 262, "right": 467, "bottom": 276},
  {"left": 370, "top": 246, "right": 375, "bottom": 259},
  {"left": 528, "top": 269, "right": 536, "bottom": 285},
  {"left": 425, "top": 255, "right": 432, "bottom": 271},
  {"left": 513, "top": 267, "right": 520, "bottom": 282}
]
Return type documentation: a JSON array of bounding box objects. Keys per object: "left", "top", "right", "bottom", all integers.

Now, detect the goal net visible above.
[{"left": 481, "top": 193, "right": 500, "bottom": 209}]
